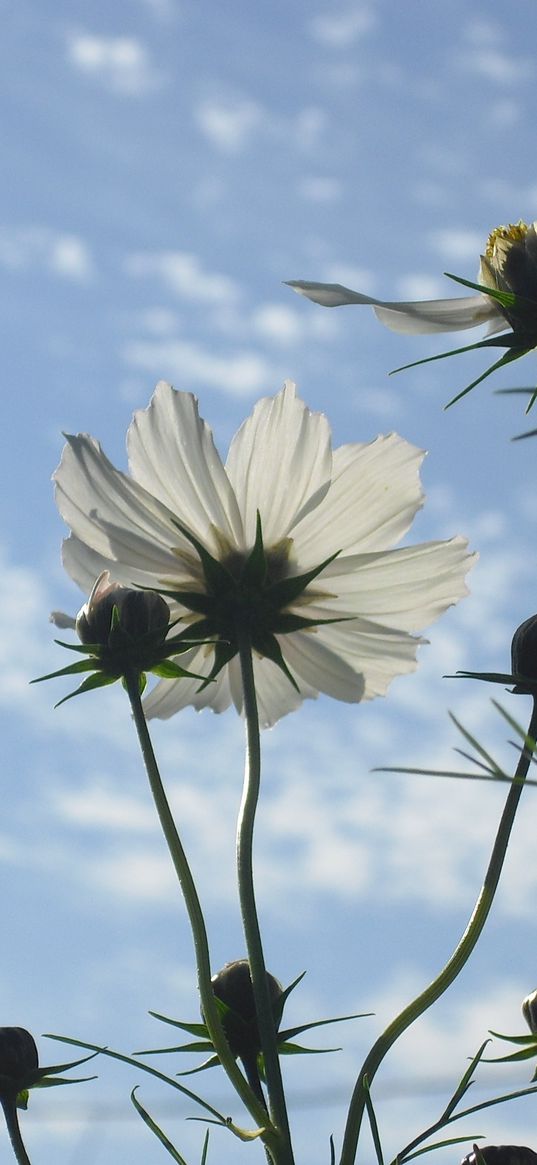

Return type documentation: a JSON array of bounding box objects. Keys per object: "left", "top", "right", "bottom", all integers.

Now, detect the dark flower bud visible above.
[
  {"left": 522, "top": 988, "right": 537, "bottom": 1034},
  {"left": 76, "top": 572, "right": 169, "bottom": 646},
  {"left": 511, "top": 615, "right": 537, "bottom": 693},
  {"left": 210, "top": 959, "right": 283, "bottom": 1061},
  {"left": 0, "top": 1028, "right": 38, "bottom": 1095},
  {"left": 460, "top": 1147, "right": 537, "bottom": 1165}
]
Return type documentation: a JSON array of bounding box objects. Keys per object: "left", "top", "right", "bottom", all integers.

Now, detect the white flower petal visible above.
[
  {"left": 282, "top": 632, "right": 365, "bottom": 703},
  {"left": 55, "top": 434, "right": 190, "bottom": 578},
  {"left": 287, "top": 280, "right": 505, "bottom": 334},
  {"left": 225, "top": 381, "right": 332, "bottom": 547},
  {"left": 143, "top": 645, "right": 233, "bottom": 720},
  {"left": 312, "top": 618, "right": 424, "bottom": 699},
  {"left": 127, "top": 382, "right": 244, "bottom": 552},
  {"left": 293, "top": 434, "right": 424, "bottom": 563},
  {"left": 228, "top": 653, "right": 318, "bottom": 729},
  {"left": 317, "top": 537, "right": 476, "bottom": 631}
]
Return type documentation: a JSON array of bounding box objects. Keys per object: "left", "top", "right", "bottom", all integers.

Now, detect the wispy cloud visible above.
[
  {"left": 122, "top": 336, "right": 280, "bottom": 396},
  {"left": 66, "top": 31, "right": 160, "bottom": 95},
  {"left": 125, "top": 250, "right": 240, "bottom": 304},
  {"left": 309, "top": 3, "right": 377, "bottom": 48},
  {"left": 195, "top": 97, "right": 264, "bottom": 153},
  {"left": 0, "top": 227, "right": 94, "bottom": 282}
]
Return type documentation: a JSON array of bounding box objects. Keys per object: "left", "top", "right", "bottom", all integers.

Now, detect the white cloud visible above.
[
  {"left": 395, "top": 273, "right": 448, "bottom": 300},
  {"left": 309, "top": 4, "right": 376, "bottom": 48},
  {"left": 0, "top": 227, "right": 93, "bottom": 282},
  {"left": 195, "top": 98, "right": 263, "bottom": 153},
  {"left": 125, "top": 250, "right": 240, "bottom": 304},
  {"left": 251, "top": 302, "right": 340, "bottom": 346},
  {"left": 122, "top": 337, "right": 279, "bottom": 396},
  {"left": 66, "top": 32, "right": 160, "bottom": 95},
  {"left": 463, "top": 47, "right": 533, "bottom": 85},
  {"left": 297, "top": 176, "right": 343, "bottom": 202},
  {"left": 428, "top": 228, "right": 484, "bottom": 263},
  {"left": 321, "top": 262, "right": 377, "bottom": 293}
]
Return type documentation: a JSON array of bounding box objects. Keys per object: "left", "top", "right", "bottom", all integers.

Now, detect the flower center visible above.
[{"left": 485, "top": 220, "right": 530, "bottom": 266}]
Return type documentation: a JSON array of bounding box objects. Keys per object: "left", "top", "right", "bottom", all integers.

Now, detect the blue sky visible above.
[{"left": 3, "top": 1, "right": 537, "bottom": 1162}]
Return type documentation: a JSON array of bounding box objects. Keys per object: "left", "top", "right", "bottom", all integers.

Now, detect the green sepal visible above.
[
  {"left": 443, "top": 270, "right": 531, "bottom": 310},
  {"left": 455, "top": 668, "right": 537, "bottom": 695},
  {"left": 176, "top": 1056, "right": 220, "bottom": 1076},
  {"left": 195, "top": 640, "right": 237, "bottom": 691},
  {"left": 266, "top": 550, "right": 341, "bottom": 608},
  {"left": 271, "top": 612, "right": 351, "bottom": 634},
  {"left": 241, "top": 513, "right": 267, "bottom": 588},
  {"left": 54, "top": 671, "right": 119, "bottom": 707},
  {"left": 15, "top": 1090, "right": 29, "bottom": 1111},
  {"left": 151, "top": 662, "right": 210, "bottom": 682},
  {"left": 135, "top": 1041, "right": 214, "bottom": 1056},
  {"left": 170, "top": 518, "right": 235, "bottom": 595},
  {"left": 148, "top": 1014, "right": 210, "bottom": 1038},
  {"left": 31, "top": 658, "right": 107, "bottom": 684},
  {"left": 444, "top": 346, "right": 534, "bottom": 409},
  {"left": 250, "top": 631, "right": 299, "bottom": 692},
  {"left": 278, "top": 1011, "right": 371, "bottom": 1043}
]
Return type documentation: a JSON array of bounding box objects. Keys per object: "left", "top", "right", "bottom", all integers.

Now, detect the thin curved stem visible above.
[
  {"left": 236, "top": 633, "right": 295, "bottom": 1165},
  {"left": 124, "top": 671, "right": 271, "bottom": 1137},
  {"left": 1, "top": 1098, "right": 32, "bottom": 1165},
  {"left": 339, "top": 698, "right": 537, "bottom": 1165}
]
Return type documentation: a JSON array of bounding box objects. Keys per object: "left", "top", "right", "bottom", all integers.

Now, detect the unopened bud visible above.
[
  {"left": 511, "top": 615, "right": 537, "bottom": 693},
  {"left": 522, "top": 988, "right": 537, "bottom": 1034},
  {"left": 210, "top": 959, "right": 283, "bottom": 1060},
  {"left": 76, "top": 572, "right": 169, "bottom": 646},
  {"left": 0, "top": 1028, "right": 38, "bottom": 1095},
  {"left": 460, "top": 1147, "right": 537, "bottom": 1165}
]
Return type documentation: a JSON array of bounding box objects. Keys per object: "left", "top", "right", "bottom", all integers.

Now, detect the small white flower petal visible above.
[
  {"left": 127, "top": 382, "right": 244, "bottom": 553},
  {"left": 292, "top": 433, "right": 424, "bottom": 563},
  {"left": 225, "top": 380, "right": 332, "bottom": 547},
  {"left": 287, "top": 280, "right": 504, "bottom": 334}
]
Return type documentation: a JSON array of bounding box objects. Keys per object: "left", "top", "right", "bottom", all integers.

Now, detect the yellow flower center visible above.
[{"left": 485, "top": 220, "right": 530, "bottom": 264}]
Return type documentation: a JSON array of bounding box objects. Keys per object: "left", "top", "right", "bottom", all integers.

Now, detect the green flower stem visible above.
[
  {"left": 124, "top": 670, "right": 271, "bottom": 1138},
  {"left": 236, "top": 631, "right": 295, "bottom": 1165},
  {"left": 1, "top": 1098, "right": 32, "bottom": 1165},
  {"left": 339, "top": 698, "right": 537, "bottom": 1165}
]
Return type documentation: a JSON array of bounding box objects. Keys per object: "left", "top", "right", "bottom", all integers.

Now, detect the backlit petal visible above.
[
  {"left": 287, "top": 280, "right": 504, "bottom": 334},
  {"left": 292, "top": 434, "right": 424, "bottom": 563},
  {"left": 127, "top": 381, "right": 244, "bottom": 553},
  {"left": 225, "top": 381, "right": 332, "bottom": 547},
  {"left": 317, "top": 537, "right": 475, "bottom": 631}
]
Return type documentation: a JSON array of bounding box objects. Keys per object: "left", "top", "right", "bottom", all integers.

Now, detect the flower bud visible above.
[
  {"left": 511, "top": 615, "right": 537, "bottom": 693},
  {"left": 522, "top": 988, "right": 537, "bottom": 1034},
  {"left": 76, "top": 572, "right": 170, "bottom": 646},
  {"left": 0, "top": 1028, "right": 38, "bottom": 1094},
  {"left": 460, "top": 1147, "right": 537, "bottom": 1165},
  {"left": 210, "top": 959, "right": 283, "bottom": 1061}
]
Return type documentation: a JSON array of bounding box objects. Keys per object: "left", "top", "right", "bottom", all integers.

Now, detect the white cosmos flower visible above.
[{"left": 54, "top": 380, "right": 476, "bottom": 728}]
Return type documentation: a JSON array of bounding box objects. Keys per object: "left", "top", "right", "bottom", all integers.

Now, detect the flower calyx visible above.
[
  {"left": 164, "top": 512, "right": 345, "bottom": 692},
  {"left": 0, "top": 1027, "right": 96, "bottom": 1111},
  {"left": 35, "top": 572, "right": 214, "bottom": 705},
  {"left": 135, "top": 960, "right": 369, "bottom": 1082},
  {"left": 455, "top": 613, "right": 537, "bottom": 698}
]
